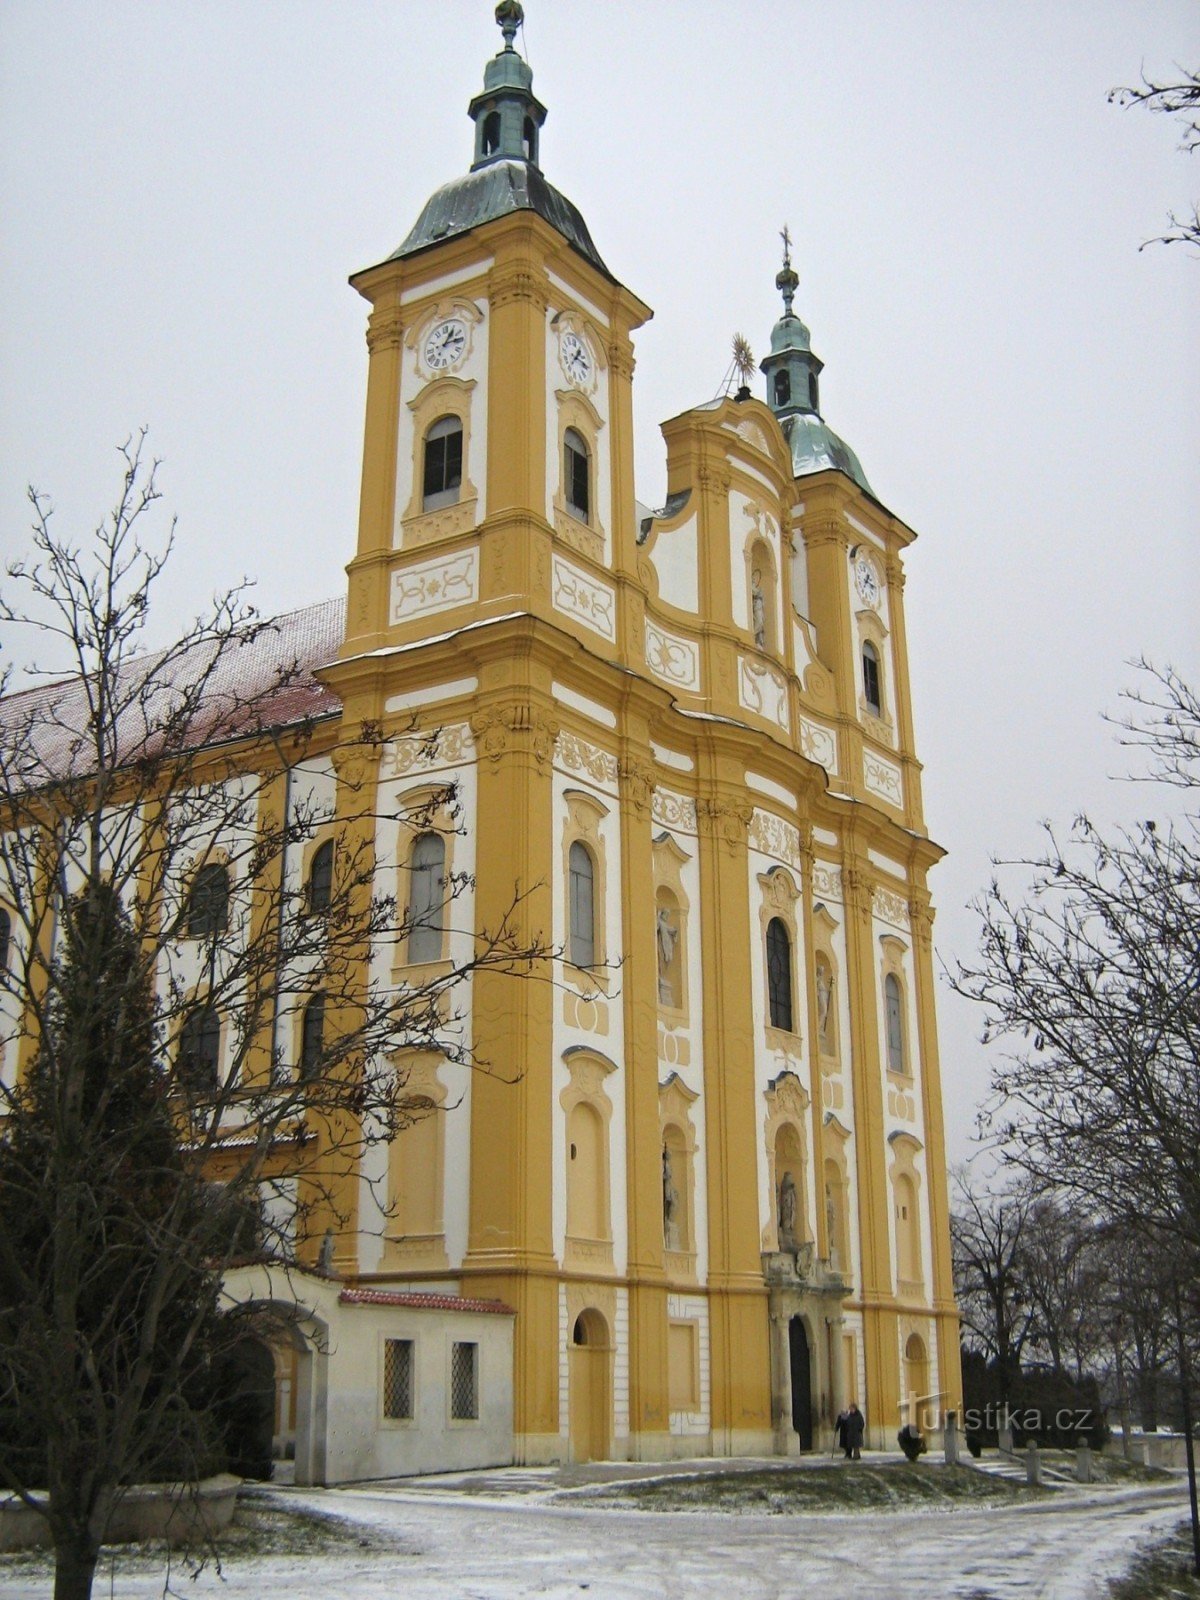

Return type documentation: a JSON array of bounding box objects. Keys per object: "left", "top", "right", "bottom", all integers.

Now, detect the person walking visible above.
[{"left": 836, "top": 1400, "right": 865, "bottom": 1460}]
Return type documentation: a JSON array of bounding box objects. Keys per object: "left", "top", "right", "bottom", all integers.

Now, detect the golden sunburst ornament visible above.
[{"left": 732, "top": 334, "right": 756, "bottom": 389}]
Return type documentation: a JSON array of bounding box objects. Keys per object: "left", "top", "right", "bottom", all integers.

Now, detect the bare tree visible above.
[
  {"left": 950, "top": 1166, "right": 1038, "bottom": 1403},
  {"left": 0, "top": 437, "right": 549, "bottom": 1600},
  {"left": 1110, "top": 67, "right": 1200, "bottom": 251},
  {"left": 954, "top": 663, "right": 1200, "bottom": 1572}
]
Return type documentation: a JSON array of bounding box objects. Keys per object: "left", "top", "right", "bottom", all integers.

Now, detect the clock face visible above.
[
  {"left": 423, "top": 318, "right": 467, "bottom": 371},
  {"left": 560, "top": 330, "right": 592, "bottom": 386},
  {"left": 854, "top": 556, "right": 880, "bottom": 608}
]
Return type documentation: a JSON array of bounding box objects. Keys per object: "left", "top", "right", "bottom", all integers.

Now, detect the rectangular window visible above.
[
  {"left": 383, "top": 1339, "right": 414, "bottom": 1420},
  {"left": 450, "top": 1340, "right": 478, "bottom": 1420}
]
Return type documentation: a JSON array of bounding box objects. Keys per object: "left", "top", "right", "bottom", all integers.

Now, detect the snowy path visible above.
[{"left": 0, "top": 1480, "right": 1188, "bottom": 1599}]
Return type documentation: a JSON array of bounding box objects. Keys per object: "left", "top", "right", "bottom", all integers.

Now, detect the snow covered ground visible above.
[{"left": 0, "top": 1471, "right": 1189, "bottom": 1599}]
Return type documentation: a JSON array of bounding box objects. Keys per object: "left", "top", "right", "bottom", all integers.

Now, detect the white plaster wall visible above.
[
  {"left": 544, "top": 302, "right": 612, "bottom": 565},
  {"left": 747, "top": 835, "right": 816, "bottom": 1251},
  {"left": 549, "top": 744, "right": 626, "bottom": 1273},
  {"left": 394, "top": 295, "right": 490, "bottom": 546},
  {"left": 655, "top": 808, "right": 708, "bottom": 1284},
  {"left": 813, "top": 867, "right": 861, "bottom": 1296},
  {"left": 322, "top": 1302, "right": 514, "bottom": 1483},
  {"left": 648, "top": 512, "right": 699, "bottom": 612},
  {"left": 357, "top": 728, "right": 478, "bottom": 1274},
  {"left": 728, "top": 494, "right": 785, "bottom": 647},
  {"left": 667, "top": 1291, "right": 711, "bottom": 1437}
]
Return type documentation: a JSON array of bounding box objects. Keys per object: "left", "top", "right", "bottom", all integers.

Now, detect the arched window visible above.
[
  {"left": 522, "top": 115, "right": 537, "bottom": 162},
  {"left": 861, "top": 640, "right": 882, "bottom": 716},
  {"left": 300, "top": 991, "right": 325, "bottom": 1080},
  {"left": 186, "top": 863, "right": 229, "bottom": 938},
  {"left": 422, "top": 415, "right": 463, "bottom": 512},
  {"left": 307, "top": 840, "right": 334, "bottom": 915},
  {"left": 568, "top": 841, "right": 595, "bottom": 969},
  {"left": 773, "top": 370, "right": 790, "bottom": 407},
  {"left": 179, "top": 1006, "right": 221, "bottom": 1091},
  {"left": 564, "top": 427, "right": 590, "bottom": 523},
  {"left": 0, "top": 907, "right": 10, "bottom": 971},
  {"left": 482, "top": 110, "right": 501, "bottom": 157},
  {"left": 408, "top": 832, "right": 446, "bottom": 964},
  {"left": 766, "top": 917, "right": 793, "bottom": 1032},
  {"left": 884, "top": 973, "right": 905, "bottom": 1074}
]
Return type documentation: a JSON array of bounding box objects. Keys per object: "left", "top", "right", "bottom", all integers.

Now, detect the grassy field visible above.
[{"left": 574, "top": 1460, "right": 1052, "bottom": 1513}]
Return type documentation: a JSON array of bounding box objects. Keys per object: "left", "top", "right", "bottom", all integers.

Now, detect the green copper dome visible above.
[
  {"left": 391, "top": 3, "right": 611, "bottom": 280},
  {"left": 761, "top": 230, "right": 873, "bottom": 495}
]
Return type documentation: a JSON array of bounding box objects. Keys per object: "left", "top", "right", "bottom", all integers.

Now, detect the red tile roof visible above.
[
  {"left": 338, "top": 1288, "right": 515, "bottom": 1316},
  {"left": 1, "top": 596, "right": 346, "bottom": 781}
]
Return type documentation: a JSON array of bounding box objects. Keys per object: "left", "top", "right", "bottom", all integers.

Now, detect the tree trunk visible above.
[
  {"left": 52, "top": 1530, "right": 100, "bottom": 1600},
  {"left": 1137, "top": 1361, "right": 1159, "bottom": 1431}
]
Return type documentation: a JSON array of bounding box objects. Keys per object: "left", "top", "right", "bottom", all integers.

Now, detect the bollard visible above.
[
  {"left": 998, "top": 1410, "right": 1014, "bottom": 1455},
  {"left": 944, "top": 1410, "right": 961, "bottom": 1466},
  {"left": 1076, "top": 1442, "right": 1092, "bottom": 1484},
  {"left": 1025, "top": 1441, "right": 1042, "bottom": 1485}
]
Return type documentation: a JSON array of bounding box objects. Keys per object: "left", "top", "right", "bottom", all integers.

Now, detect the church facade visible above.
[{"left": 267, "top": 3, "right": 963, "bottom": 1470}]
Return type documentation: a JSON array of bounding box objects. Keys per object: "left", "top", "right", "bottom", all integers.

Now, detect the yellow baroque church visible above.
[{"left": 242, "top": 3, "right": 961, "bottom": 1475}]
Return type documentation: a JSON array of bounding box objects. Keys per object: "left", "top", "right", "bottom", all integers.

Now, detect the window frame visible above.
[
  {"left": 381, "top": 1336, "right": 416, "bottom": 1423},
  {"left": 449, "top": 1339, "right": 479, "bottom": 1423},
  {"left": 564, "top": 427, "right": 591, "bottom": 524},
  {"left": 407, "top": 831, "right": 447, "bottom": 966},
  {"left": 766, "top": 916, "right": 794, "bottom": 1032},
  {"left": 306, "top": 839, "right": 334, "bottom": 917},
  {"left": 179, "top": 1004, "right": 221, "bottom": 1091},
  {"left": 567, "top": 839, "right": 596, "bottom": 970},
  {"left": 861, "top": 639, "right": 883, "bottom": 717},
  {"left": 185, "top": 862, "right": 230, "bottom": 940},
  {"left": 422, "top": 414, "right": 464, "bottom": 512},
  {"left": 300, "top": 990, "right": 326, "bottom": 1081}
]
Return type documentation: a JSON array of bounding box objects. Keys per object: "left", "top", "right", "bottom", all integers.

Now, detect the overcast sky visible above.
[{"left": 2, "top": 1, "right": 1197, "bottom": 1163}]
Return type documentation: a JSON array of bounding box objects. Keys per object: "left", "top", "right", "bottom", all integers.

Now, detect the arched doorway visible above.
[
  {"left": 788, "top": 1316, "right": 813, "bottom": 1449},
  {"left": 213, "top": 1335, "right": 276, "bottom": 1479},
  {"left": 568, "top": 1308, "right": 611, "bottom": 1463},
  {"left": 903, "top": 1332, "right": 930, "bottom": 1428}
]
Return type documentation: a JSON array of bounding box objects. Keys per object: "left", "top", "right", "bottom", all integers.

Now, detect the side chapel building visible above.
[{"left": 11, "top": 5, "right": 963, "bottom": 1479}]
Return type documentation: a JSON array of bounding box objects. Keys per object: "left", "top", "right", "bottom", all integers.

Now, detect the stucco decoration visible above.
[
  {"left": 652, "top": 787, "right": 698, "bottom": 834},
  {"left": 551, "top": 554, "right": 616, "bottom": 641},
  {"left": 749, "top": 809, "right": 801, "bottom": 870},
  {"left": 863, "top": 750, "right": 904, "bottom": 808},
  {"left": 873, "top": 886, "right": 911, "bottom": 931},
  {"left": 799, "top": 717, "right": 838, "bottom": 774},
  {"left": 380, "top": 723, "right": 475, "bottom": 780},
  {"left": 390, "top": 548, "right": 479, "bottom": 624},
  {"left": 645, "top": 620, "right": 701, "bottom": 691},
  {"left": 738, "top": 656, "right": 790, "bottom": 733},
  {"left": 555, "top": 731, "right": 618, "bottom": 786},
  {"left": 811, "top": 862, "right": 844, "bottom": 904}
]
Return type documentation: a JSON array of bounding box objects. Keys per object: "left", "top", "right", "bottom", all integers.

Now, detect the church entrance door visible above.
[
  {"left": 788, "top": 1316, "right": 813, "bottom": 1449},
  {"left": 569, "top": 1309, "right": 611, "bottom": 1463}
]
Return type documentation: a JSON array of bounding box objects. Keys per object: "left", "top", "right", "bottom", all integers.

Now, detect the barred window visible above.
[
  {"left": 186, "top": 863, "right": 229, "bottom": 938},
  {"left": 450, "top": 1341, "right": 478, "bottom": 1420},
  {"left": 383, "top": 1339, "right": 414, "bottom": 1420}
]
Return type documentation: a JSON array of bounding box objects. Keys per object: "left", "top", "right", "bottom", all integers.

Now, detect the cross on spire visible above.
[{"left": 780, "top": 224, "right": 793, "bottom": 270}]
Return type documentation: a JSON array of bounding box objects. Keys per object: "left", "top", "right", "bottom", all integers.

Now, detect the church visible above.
[{"left": 230, "top": 1, "right": 961, "bottom": 1477}]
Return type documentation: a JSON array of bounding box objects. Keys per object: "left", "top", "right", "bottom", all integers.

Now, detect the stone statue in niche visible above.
[
  {"left": 656, "top": 905, "right": 679, "bottom": 1005},
  {"left": 816, "top": 962, "right": 834, "bottom": 1048},
  {"left": 778, "top": 1170, "right": 798, "bottom": 1248},
  {"left": 751, "top": 568, "right": 767, "bottom": 649},
  {"left": 662, "top": 1146, "right": 680, "bottom": 1250},
  {"left": 826, "top": 1184, "right": 839, "bottom": 1267}
]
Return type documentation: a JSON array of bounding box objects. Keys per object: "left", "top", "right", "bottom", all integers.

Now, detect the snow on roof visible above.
[
  {"left": 338, "top": 1288, "right": 515, "bottom": 1316},
  {"left": 1, "top": 595, "right": 346, "bottom": 780}
]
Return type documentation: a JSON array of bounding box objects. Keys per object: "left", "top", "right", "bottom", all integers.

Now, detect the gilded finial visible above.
[
  {"left": 732, "top": 334, "right": 756, "bottom": 389},
  {"left": 496, "top": 1, "right": 524, "bottom": 50},
  {"left": 776, "top": 223, "right": 799, "bottom": 315}
]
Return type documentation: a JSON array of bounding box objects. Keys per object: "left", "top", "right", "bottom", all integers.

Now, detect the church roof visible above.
[
  {"left": 391, "top": 158, "right": 613, "bottom": 281},
  {"left": 781, "top": 411, "right": 874, "bottom": 496}
]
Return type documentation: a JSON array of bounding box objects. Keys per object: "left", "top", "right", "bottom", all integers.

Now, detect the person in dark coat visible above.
[{"left": 836, "top": 1401, "right": 865, "bottom": 1460}]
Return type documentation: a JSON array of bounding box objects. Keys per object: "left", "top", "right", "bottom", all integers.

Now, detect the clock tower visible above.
[{"left": 319, "top": 2, "right": 960, "bottom": 1469}]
